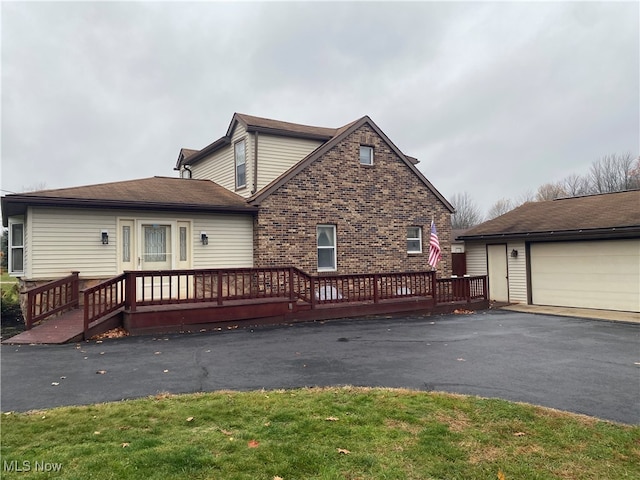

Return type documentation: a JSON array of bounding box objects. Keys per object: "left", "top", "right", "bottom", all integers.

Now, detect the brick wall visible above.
[{"left": 254, "top": 124, "right": 453, "bottom": 277}]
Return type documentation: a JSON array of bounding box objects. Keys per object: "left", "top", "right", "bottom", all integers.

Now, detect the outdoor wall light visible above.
[
  {"left": 201, "top": 232, "right": 209, "bottom": 245},
  {"left": 101, "top": 230, "right": 109, "bottom": 245},
  {"left": 511, "top": 249, "right": 518, "bottom": 258}
]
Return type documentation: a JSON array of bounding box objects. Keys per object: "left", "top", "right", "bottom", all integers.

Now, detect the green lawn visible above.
[{"left": 1, "top": 387, "right": 638, "bottom": 479}]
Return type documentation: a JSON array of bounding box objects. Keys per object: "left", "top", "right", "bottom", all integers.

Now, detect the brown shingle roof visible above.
[
  {"left": 2, "top": 177, "right": 255, "bottom": 223},
  {"left": 461, "top": 190, "right": 640, "bottom": 240},
  {"left": 235, "top": 113, "right": 338, "bottom": 140}
]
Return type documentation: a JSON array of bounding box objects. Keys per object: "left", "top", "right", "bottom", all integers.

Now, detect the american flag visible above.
[{"left": 428, "top": 220, "right": 441, "bottom": 269}]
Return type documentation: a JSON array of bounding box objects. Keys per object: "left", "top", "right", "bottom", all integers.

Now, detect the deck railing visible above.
[
  {"left": 24, "top": 268, "right": 488, "bottom": 330},
  {"left": 83, "top": 273, "right": 127, "bottom": 334},
  {"left": 436, "top": 276, "right": 487, "bottom": 303},
  {"left": 24, "top": 272, "right": 80, "bottom": 329},
  {"left": 120, "top": 268, "right": 487, "bottom": 310}
]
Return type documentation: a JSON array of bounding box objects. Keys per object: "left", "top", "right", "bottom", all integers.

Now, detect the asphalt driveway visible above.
[{"left": 1, "top": 310, "right": 638, "bottom": 424}]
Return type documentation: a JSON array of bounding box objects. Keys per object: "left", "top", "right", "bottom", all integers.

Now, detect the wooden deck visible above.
[
  {"left": 4, "top": 309, "right": 85, "bottom": 344},
  {"left": 3, "top": 308, "right": 123, "bottom": 345},
  {"left": 4, "top": 267, "right": 488, "bottom": 344}
]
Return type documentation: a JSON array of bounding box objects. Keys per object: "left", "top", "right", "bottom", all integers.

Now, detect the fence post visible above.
[{"left": 466, "top": 277, "right": 471, "bottom": 303}]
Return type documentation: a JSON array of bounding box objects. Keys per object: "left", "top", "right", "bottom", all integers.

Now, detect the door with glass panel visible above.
[{"left": 141, "top": 224, "right": 172, "bottom": 271}]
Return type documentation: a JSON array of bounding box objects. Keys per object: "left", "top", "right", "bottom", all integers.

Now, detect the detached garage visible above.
[{"left": 459, "top": 190, "right": 640, "bottom": 313}]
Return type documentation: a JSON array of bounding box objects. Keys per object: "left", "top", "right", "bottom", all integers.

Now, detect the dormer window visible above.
[
  {"left": 235, "top": 140, "right": 246, "bottom": 189},
  {"left": 359, "top": 145, "right": 373, "bottom": 165}
]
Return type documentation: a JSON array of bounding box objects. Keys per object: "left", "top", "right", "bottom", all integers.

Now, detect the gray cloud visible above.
[{"left": 2, "top": 1, "right": 637, "bottom": 216}]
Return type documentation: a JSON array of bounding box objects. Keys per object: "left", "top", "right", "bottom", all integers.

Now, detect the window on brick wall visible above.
[
  {"left": 407, "top": 226, "right": 422, "bottom": 253},
  {"left": 317, "top": 225, "right": 337, "bottom": 271},
  {"left": 235, "top": 139, "right": 246, "bottom": 189},
  {"left": 359, "top": 145, "right": 373, "bottom": 165}
]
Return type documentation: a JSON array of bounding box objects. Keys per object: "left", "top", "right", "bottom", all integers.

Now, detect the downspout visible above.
[{"left": 253, "top": 131, "right": 259, "bottom": 194}]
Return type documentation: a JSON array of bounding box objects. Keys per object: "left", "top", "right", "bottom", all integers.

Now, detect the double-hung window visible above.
[
  {"left": 359, "top": 145, "right": 373, "bottom": 165},
  {"left": 317, "top": 225, "right": 337, "bottom": 271},
  {"left": 407, "top": 226, "right": 422, "bottom": 253},
  {"left": 9, "top": 219, "right": 24, "bottom": 274},
  {"left": 235, "top": 139, "right": 246, "bottom": 189}
]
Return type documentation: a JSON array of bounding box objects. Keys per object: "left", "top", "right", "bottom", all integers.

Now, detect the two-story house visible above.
[{"left": 2, "top": 113, "right": 454, "bottom": 291}]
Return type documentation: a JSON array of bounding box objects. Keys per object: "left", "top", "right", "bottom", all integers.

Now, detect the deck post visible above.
[
  {"left": 431, "top": 271, "right": 438, "bottom": 306},
  {"left": 26, "top": 290, "right": 34, "bottom": 330},
  {"left": 373, "top": 274, "right": 380, "bottom": 304},
  {"left": 125, "top": 271, "right": 137, "bottom": 312},
  {"left": 289, "top": 267, "right": 296, "bottom": 301},
  {"left": 217, "top": 270, "right": 223, "bottom": 305},
  {"left": 70, "top": 271, "right": 80, "bottom": 308}
]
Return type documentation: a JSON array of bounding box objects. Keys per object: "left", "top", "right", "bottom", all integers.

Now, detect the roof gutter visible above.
[
  {"left": 2, "top": 195, "right": 257, "bottom": 226},
  {"left": 460, "top": 226, "right": 640, "bottom": 242}
]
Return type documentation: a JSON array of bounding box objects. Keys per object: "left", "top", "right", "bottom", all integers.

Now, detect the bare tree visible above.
[
  {"left": 486, "top": 198, "right": 514, "bottom": 220},
  {"left": 560, "top": 173, "right": 591, "bottom": 197},
  {"left": 589, "top": 153, "right": 638, "bottom": 193},
  {"left": 536, "top": 182, "right": 567, "bottom": 201},
  {"left": 450, "top": 192, "right": 483, "bottom": 229}
]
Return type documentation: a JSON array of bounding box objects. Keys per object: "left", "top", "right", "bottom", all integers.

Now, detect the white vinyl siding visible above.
[
  {"left": 530, "top": 240, "right": 640, "bottom": 312},
  {"left": 192, "top": 215, "right": 253, "bottom": 268},
  {"left": 30, "top": 208, "right": 118, "bottom": 279},
  {"left": 190, "top": 123, "right": 253, "bottom": 197},
  {"left": 464, "top": 243, "right": 488, "bottom": 276},
  {"left": 506, "top": 241, "right": 527, "bottom": 303},
  {"left": 23, "top": 207, "right": 254, "bottom": 280},
  {"left": 256, "top": 134, "right": 323, "bottom": 191}
]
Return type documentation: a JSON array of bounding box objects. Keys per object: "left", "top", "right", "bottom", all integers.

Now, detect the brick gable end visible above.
[{"left": 254, "top": 124, "right": 452, "bottom": 276}]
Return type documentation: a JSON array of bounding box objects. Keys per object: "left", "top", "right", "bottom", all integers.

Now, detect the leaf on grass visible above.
[
  {"left": 220, "top": 429, "right": 233, "bottom": 436},
  {"left": 337, "top": 448, "right": 351, "bottom": 455},
  {"left": 122, "top": 442, "right": 130, "bottom": 448},
  {"left": 274, "top": 477, "right": 284, "bottom": 480},
  {"left": 498, "top": 470, "right": 506, "bottom": 480},
  {"left": 96, "top": 370, "right": 107, "bottom": 375},
  {"left": 248, "top": 439, "right": 260, "bottom": 448},
  {"left": 94, "top": 431, "right": 101, "bottom": 435},
  {"left": 513, "top": 432, "right": 526, "bottom": 437},
  {"left": 325, "top": 416, "right": 339, "bottom": 421},
  {"left": 186, "top": 417, "right": 194, "bottom": 422},
  {"left": 264, "top": 421, "right": 271, "bottom": 427}
]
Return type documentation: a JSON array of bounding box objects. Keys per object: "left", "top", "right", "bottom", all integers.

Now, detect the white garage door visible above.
[{"left": 530, "top": 240, "right": 640, "bottom": 312}]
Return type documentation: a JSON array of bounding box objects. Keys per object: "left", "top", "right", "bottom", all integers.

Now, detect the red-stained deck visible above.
[
  {"left": 3, "top": 268, "right": 488, "bottom": 344},
  {"left": 5, "top": 309, "right": 85, "bottom": 344}
]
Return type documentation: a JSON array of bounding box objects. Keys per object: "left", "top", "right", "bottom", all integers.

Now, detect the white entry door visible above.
[
  {"left": 487, "top": 244, "right": 509, "bottom": 302},
  {"left": 141, "top": 224, "right": 172, "bottom": 271}
]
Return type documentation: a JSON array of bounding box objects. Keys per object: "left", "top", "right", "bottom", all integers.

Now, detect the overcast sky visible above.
[{"left": 2, "top": 1, "right": 638, "bottom": 216}]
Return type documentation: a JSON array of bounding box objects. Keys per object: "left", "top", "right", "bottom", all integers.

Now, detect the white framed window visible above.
[
  {"left": 359, "top": 145, "right": 373, "bottom": 165},
  {"left": 317, "top": 225, "right": 337, "bottom": 271},
  {"left": 235, "top": 139, "right": 246, "bottom": 189},
  {"left": 8, "top": 218, "right": 24, "bottom": 274},
  {"left": 407, "top": 226, "right": 422, "bottom": 253}
]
